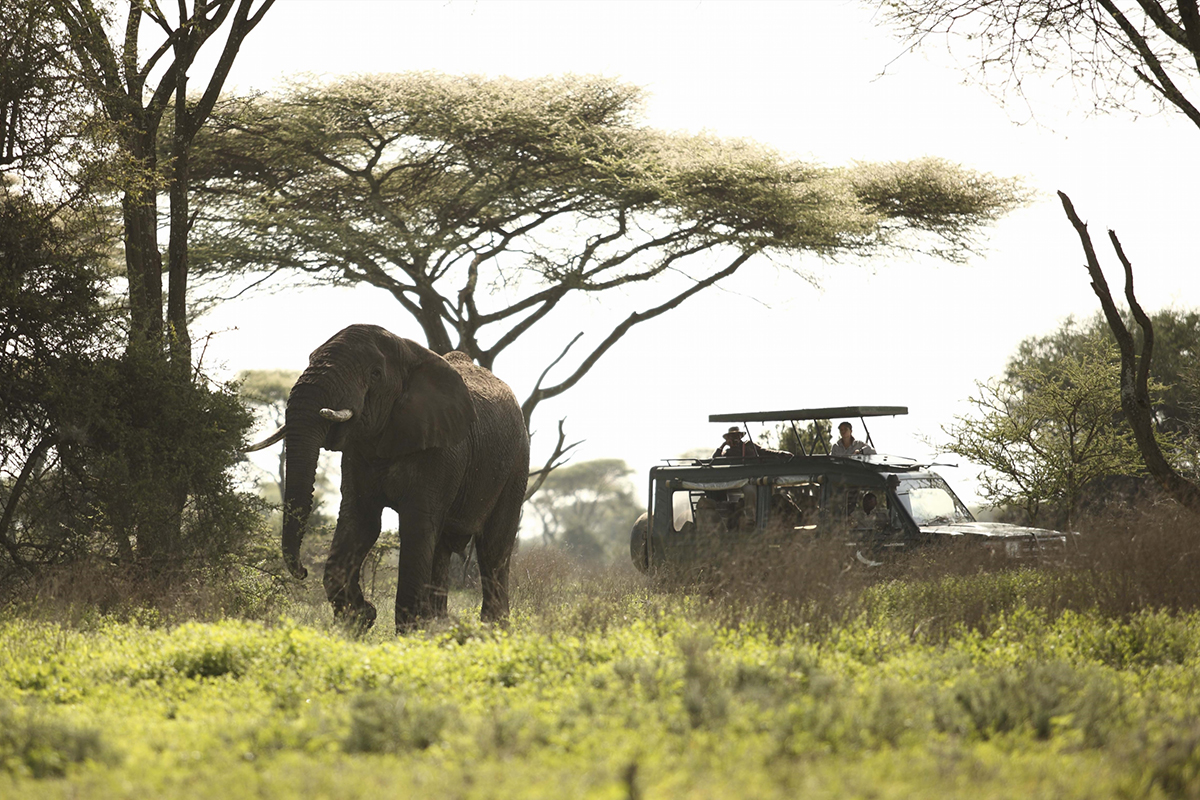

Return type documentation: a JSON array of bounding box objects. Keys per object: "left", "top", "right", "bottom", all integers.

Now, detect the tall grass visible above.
[
  {"left": 3, "top": 504, "right": 1198, "bottom": 642},
  {"left": 507, "top": 503, "right": 1200, "bottom": 643}
]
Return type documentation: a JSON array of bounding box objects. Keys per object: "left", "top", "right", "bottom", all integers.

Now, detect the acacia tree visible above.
[
  {"left": 188, "top": 72, "right": 1024, "bottom": 471},
  {"left": 880, "top": 0, "right": 1200, "bottom": 128}
]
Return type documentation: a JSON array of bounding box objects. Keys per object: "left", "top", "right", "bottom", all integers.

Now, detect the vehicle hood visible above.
[{"left": 920, "top": 521, "right": 1066, "bottom": 540}]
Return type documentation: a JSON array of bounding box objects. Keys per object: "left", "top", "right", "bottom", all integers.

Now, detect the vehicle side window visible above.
[
  {"left": 766, "top": 479, "right": 820, "bottom": 531},
  {"left": 674, "top": 489, "right": 749, "bottom": 535}
]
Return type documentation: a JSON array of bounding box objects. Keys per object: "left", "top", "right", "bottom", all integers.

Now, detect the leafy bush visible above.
[
  {"left": 0, "top": 700, "right": 115, "bottom": 778},
  {"left": 344, "top": 692, "right": 457, "bottom": 754}
]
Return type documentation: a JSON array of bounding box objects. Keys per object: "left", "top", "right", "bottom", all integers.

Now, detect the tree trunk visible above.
[
  {"left": 168, "top": 73, "right": 192, "bottom": 373},
  {"left": 122, "top": 126, "right": 164, "bottom": 350}
]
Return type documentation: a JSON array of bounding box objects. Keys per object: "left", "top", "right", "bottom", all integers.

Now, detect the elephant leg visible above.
[
  {"left": 324, "top": 496, "right": 383, "bottom": 633},
  {"left": 429, "top": 539, "right": 453, "bottom": 618},
  {"left": 476, "top": 477, "right": 524, "bottom": 623},
  {"left": 394, "top": 507, "right": 441, "bottom": 632}
]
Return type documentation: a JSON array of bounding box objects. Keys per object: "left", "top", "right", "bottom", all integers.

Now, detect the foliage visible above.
[
  {"left": 188, "top": 72, "right": 1025, "bottom": 437},
  {"left": 0, "top": 191, "right": 266, "bottom": 571},
  {"left": 941, "top": 330, "right": 1158, "bottom": 525},
  {"left": 880, "top": 0, "right": 1200, "bottom": 130},
  {"left": 0, "top": 188, "right": 114, "bottom": 567},
  {"left": 767, "top": 419, "right": 833, "bottom": 455},
  {"left": 1011, "top": 309, "right": 1200, "bottom": 482},
  {"left": 0, "top": 0, "right": 107, "bottom": 193},
  {"left": 1, "top": 349, "right": 266, "bottom": 572},
  {"left": 1008, "top": 310, "right": 1200, "bottom": 435},
  {"left": 525, "top": 458, "right": 642, "bottom": 562},
  {"left": 63, "top": 351, "right": 264, "bottom": 565},
  {"left": 4, "top": 534, "right": 1200, "bottom": 797}
]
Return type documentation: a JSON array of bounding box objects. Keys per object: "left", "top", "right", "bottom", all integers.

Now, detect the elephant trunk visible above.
[{"left": 281, "top": 399, "right": 331, "bottom": 580}]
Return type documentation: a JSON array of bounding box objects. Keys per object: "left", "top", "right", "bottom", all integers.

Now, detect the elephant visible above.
[{"left": 247, "top": 324, "right": 530, "bottom": 632}]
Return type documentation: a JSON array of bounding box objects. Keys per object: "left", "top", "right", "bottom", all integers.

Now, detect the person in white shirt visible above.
[{"left": 831, "top": 421, "right": 875, "bottom": 457}]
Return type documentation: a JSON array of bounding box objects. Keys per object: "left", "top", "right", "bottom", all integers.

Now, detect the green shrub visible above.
[
  {"left": 0, "top": 700, "right": 115, "bottom": 778},
  {"left": 344, "top": 692, "right": 457, "bottom": 754}
]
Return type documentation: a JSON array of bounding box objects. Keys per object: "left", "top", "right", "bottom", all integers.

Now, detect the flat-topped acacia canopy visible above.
[{"left": 709, "top": 406, "right": 908, "bottom": 423}]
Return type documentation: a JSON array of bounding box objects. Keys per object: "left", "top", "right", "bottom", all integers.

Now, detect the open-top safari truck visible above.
[{"left": 630, "top": 406, "right": 1070, "bottom": 572}]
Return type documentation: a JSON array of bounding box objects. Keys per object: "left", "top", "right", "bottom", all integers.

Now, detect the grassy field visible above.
[{"left": 3, "top": 511, "right": 1200, "bottom": 798}]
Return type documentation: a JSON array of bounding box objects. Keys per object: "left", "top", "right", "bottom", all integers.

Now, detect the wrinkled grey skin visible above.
[{"left": 278, "top": 324, "right": 529, "bottom": 632}]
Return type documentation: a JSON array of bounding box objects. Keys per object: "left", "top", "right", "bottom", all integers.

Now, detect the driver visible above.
[{"left": 854, "top": 492, "right": 888, "bottom": 531}]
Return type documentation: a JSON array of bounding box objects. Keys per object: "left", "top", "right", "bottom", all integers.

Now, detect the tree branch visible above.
[
  {"left": 1100, "top": 0, "right": 1200, "bottom": 128},
  {"left": 519, "top": 249, "right": 757, "bottom": 422},
  {"left": 525, "top": 418, "right": 583, "bottom": 501}
]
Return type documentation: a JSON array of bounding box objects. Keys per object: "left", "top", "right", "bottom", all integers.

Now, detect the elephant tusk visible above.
[
  {"left": 244, "top": 425, "right": 286, "bottom": 453},
  {"left": 320, "top": 408, "right": 354, "bottom": 422}
]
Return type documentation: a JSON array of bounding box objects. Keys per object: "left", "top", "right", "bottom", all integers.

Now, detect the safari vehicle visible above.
[{"left": 630, "top": 406, "right": 1070, "bottom": 572}]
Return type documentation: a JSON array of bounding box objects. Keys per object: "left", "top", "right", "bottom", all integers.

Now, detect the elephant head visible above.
[{"left": 277, "top": 325, "right": 476, "bottom": 579}]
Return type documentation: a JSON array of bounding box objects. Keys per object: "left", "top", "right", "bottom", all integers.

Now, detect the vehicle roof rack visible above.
[{"left": 708, "top": 406, "right": 908, "bottom": 423}]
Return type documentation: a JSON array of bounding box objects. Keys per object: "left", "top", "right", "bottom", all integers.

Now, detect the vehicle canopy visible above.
[{"left": 709, "top": 406, "right": 908, "bottom": 456}]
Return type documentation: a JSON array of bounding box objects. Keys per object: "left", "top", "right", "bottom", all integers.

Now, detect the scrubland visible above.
[{"left": 3, "top": 507, "right": 1200, "bottom": 798}]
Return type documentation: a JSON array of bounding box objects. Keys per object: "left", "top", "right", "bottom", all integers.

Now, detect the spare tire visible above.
[{"left": 629, "top": 512, "right": 651, "bottom": 573}]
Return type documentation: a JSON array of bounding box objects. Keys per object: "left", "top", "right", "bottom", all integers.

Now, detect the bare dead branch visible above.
[
  {"left": 525, "top": 418, "right": 583, "bottom": 501},
  {"left": 1058, "top": 190, "right": 1200, "bottom": 514}
]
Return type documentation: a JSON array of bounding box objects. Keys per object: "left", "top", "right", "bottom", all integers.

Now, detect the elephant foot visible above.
[
  {"left": 394, "top": 605, "right": 432, "bottom": 635},
  {"left": 334, "top": 601, "right": 377, "bottom": 636}
]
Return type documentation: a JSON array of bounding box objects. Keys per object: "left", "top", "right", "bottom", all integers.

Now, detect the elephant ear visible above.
[{"left": 377, "top": 349, "right": 476, "bottom": 458}]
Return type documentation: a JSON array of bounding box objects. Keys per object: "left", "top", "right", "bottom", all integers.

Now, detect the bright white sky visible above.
[{"left": 195, "top": 0, "right": 1200, "bottom": 508}]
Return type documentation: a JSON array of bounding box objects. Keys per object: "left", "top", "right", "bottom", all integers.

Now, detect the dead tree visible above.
[{"left": 1058, "top": 190, "right": 1200, "bottom": 514}]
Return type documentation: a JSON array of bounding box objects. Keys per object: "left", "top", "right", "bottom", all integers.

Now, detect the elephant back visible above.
[{"left": 443, "top": 352, "right": 529, "bottom": 489}]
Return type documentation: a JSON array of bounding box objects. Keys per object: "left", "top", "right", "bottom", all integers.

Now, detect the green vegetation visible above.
[
  {"left": 5, "top": 514, "right": 1200, "bottom": 798},
  {"left": 941, "top": 334, "right": 1150, "bottom": 527},
  {"left": 939, "top": 311, "right": 1200, "bottom": 527},
  {"left": 1, "top": 2, "right": 274, "bottom": 576}
]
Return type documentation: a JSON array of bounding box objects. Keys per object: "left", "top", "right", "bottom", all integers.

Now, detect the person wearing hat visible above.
[
  {"left": 831, "top": 421, "right": 875, "bottom": 457},
  {"left": 713, "top": 426, "right": 760, "bottom": 459}
]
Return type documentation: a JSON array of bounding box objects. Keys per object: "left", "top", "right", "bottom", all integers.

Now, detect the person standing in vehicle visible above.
[
  {"left": 713, "top": 426, "right": 760, "bottom": 458},
  {"left": 831, "top": 421, "right": 875, "bottom": 457}
]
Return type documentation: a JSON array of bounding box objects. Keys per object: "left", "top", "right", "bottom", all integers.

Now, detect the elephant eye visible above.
[{"left": 369, "top": 368, "right": 384, "bottom": 383}]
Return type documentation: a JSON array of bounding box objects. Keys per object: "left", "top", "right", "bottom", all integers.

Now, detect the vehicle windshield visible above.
[{"left": 894, "top": 474, "right": 974, "bottom": 526}]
